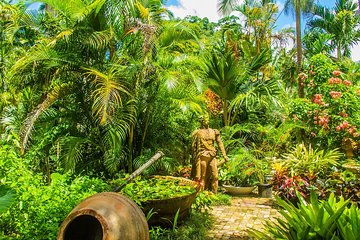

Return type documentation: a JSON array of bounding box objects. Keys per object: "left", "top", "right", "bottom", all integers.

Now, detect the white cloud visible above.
[
  {"left": 351, "top": 44, "right": 360, "bottom": 62},
  {"left": 166, "top": 0, "right": 221, "bottom": 22},
  {"left": 276, "top": 0, "right": 284, "bottom": 12},
  {"left": 282, "top": 22, "right": 296, "bottom": 29}
]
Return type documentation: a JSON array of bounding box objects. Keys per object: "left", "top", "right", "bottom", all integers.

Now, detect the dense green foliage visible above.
[
  {"left": 1, "top": 0, "right": 360, "bottom": 239},
  {"left": 249, "top": 191, "right": 360, "bottom": 239},
  {"left": 0, "top": 146, "right": 110, "bottom": 239},
  {"left": 118, "top": 177, "right": 197, "bottom": 205}
]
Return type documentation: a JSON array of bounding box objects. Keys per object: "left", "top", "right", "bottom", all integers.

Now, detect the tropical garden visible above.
[{"left": 1, "top": 0, "right": 360, "bottom": 239}]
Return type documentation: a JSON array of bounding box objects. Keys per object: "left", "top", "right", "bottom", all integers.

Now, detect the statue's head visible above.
[{"left": 198, "top": 114, "right": 209, "bottom": 128}]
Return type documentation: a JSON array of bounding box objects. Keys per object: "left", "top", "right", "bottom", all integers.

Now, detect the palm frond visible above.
[
  {"left": 106, "top": 99, "right": 137, "bottom": 146},
  {"left": 104, "top": 147, "right": 127, "bottom": 174},
  {"left": 58, "top": 136, "right": 90, "bottom": 172},
  {"left": 10, "top": 43, "right": 74, "bottom": 86},
  {"left": 38, "top": 0, "right": 106, "bottom": 22},
  {"left": 167, "top": 83, "right": 204, "bottom": 113},
  {"left": 247, "top": 48, "right": 272, "bottom": 75},
  {"left": 84, "top": 67, "right": 130, "bottom": 125},
  {"left": 135, "top": 1, "right": 150, "bottom": 21},
  {"left": 19, "top": 83, "right": 70, "bottom": 154},
  {"left": 158, "top": 21, "right": 199, "bottom": 50},
  {"left": 217, "top": 0, "right": 239, "bottom": 16},
  {"left": 230, "top": 78, "right": 280, "bottom": 111}
]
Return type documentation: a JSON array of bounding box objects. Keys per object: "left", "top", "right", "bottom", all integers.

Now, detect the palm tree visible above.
[
  {"left": 232, "top": 0, "right": 278, "bottom": 54},
  {"left": 302, "top": 29, "right": 333, "bottom": 57},
  {"left": 202, "top": 40, "right": 276, "bottom": 126},
  {"left": 307, "top": 0, "right": 360, "bottom": 60},
  {"left": 5, "top": 0, "right": 149, "bottom": 176},
  {"left": 284, "top": 0, "right": 315, "bottom": 97}
]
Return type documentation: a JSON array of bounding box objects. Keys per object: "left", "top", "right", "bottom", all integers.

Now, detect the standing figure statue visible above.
[{"left": 191, "top": 115, "right": 228, "bottom": 193}]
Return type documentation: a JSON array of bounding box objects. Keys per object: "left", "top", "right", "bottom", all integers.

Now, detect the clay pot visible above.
[{"left": 57, "top": 192, "right": 149, "bottom": 240}]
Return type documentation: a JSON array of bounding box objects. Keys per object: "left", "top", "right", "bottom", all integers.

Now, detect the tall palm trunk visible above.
[
  {"left": 337, "top": 43, "right": 341, "bottom": 61},
  {"left": 223, "top": 100, "right": 230, "bottom": 126},
  {"left": 295, "top": 0, "right": 304, "bottom": 98},
  {"left": 128, "top": 125, "right": 134, "bottom": 172}
]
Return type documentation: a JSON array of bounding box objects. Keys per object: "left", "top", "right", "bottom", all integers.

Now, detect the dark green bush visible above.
[
  {"left": 248, "top": 191, "right": 360, "bottom": 239},
  {"left": 0, "top": 146, "right": 110, "bottom": 239}
]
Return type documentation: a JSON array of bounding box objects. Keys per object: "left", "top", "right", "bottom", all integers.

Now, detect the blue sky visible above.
[
  {"left": 165, "top": 0, "right": 360, "bottom": 61},
  {"left": 25, "top": 0, "right": 359, "bottom": 60},
  {"left": 166, "top": 0, "right": 337, "bottom": 30}
]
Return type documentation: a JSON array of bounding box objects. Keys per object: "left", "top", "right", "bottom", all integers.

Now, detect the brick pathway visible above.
[{"left": 206, "top": 194, "right": 281, "bottom": 239}]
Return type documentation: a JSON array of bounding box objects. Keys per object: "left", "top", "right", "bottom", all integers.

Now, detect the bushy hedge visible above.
[{"left": 0, "top": 146, "right": 110, "bottom": 239}]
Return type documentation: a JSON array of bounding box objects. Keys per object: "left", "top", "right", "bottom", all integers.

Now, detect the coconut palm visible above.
[
  {"left": 202, "top": 40, "right": 278, "bottom": 126},
  {"left": 302, "top": 29, "right": 333, "bottom": 58},
  {"left": 284, "top": 0, "right": 315, "bottom": 97},
  {"left": 307, "top": 0, "right": 360, "bottom": 60}
]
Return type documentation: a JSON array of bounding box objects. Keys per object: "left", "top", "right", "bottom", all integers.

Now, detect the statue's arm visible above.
[{"left": 215, "top": 129, "right": 229, "bottom": 161}]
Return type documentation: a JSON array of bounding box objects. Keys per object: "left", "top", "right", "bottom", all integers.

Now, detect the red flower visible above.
[
  {"left": 340, "top": 121, "right": 349, "bottom": 129},
  {"left": 330, "top": 91, "right": 342, "bottom": 99},
  {"left": 343, "top": 80, "right": 352, "bottom": 86},
  {"left": 339, "top": 111, "right": 348, "bottom": 118},
  {"left": 332, "top": 70, "right": 342, "bottom": 76},
  {"left": 334, "top": 78, "right": 342, "bottom": 84},
  {"left": 313, "top": 94, "right": 324, "bottom": 105},
  {"left": 328, "top": 77, "right": 335, "bottom": 84}
]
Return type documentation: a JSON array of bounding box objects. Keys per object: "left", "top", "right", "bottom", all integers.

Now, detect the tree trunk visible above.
[
  {"left": 223, "top": 99, "right": 229, "bottom": 126},
  {"left": 128, "top": 125, "right": 134, "bottom": 173},
  {"left": 337, "top": 43, "right": 341, "bottom": 61},
  {"left": 295, "top": 0, "right": 304, "bottom": 98},
  {"left": 140, "top": 106, "right": 152, "bottom": 156}
]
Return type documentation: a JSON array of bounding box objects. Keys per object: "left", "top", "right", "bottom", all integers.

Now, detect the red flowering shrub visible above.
[{"left": 291, "top": 54, "right": 360, "bottom": 152}]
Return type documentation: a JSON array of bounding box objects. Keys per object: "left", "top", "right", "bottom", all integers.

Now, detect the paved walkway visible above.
[{"left": 206, "top": 194, "right": 281, "bottom": 239}]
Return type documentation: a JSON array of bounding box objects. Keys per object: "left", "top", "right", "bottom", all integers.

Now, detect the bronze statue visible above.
[{"left": 191, "top": 115, "right": 228, "bottom": 193}]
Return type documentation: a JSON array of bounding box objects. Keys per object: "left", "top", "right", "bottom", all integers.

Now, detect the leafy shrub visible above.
[
  {"left": 292, "top": 54, "right": 360, "bottom": 152},
  {"left": 219, "top": 151, "right": 259, "bottom": 187},
  {"left": 0, "top": 147, "right": 109, "bottom": 240},
  {"left": 248, "top": 191, "right": 351, "bottom": 239},
  {"left": 272, "top": 143, "right": 341, "bottom": 203},
  {"left": 149, "top": 211, "right": 212, "bottom": 240},
  {"left": 192, "top": 191, "right": 231, "bottom": 212},
  {"left": 322, "top": 170, "right": 360, "bottom": 206}
]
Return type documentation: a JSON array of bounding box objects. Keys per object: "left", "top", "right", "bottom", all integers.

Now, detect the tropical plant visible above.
[
  {"left": 248, "top": 191, "right": 350, "bottom": 239},
  {"left": 279, "top": 143, "right": 341, "bottom": 178},
  {"left": 219, "top": 150, "right": 259, "bottom": 187},
  {"left": 307, "top": 0, "right": 360, "bottom": 60},
  {"left": 291, "top": 54, "right": 360, "bottom": 152},
  {"left": 302, "top": 29, "right": 334, "bottom": 58},
  {"left": 271, "top": 143, "right": 341, "bottom": 202},
  {"left": 337, "top": 203, "right": 360, "bottom": 240},
  {"left": 0, "top": 145, "right": 109, "bottom": 240},
  {"left": 0, "top": 186, "right": 15, "bottom": 214},
  {"left": 284, "top": 0, "right": 316, "bottom": 97},
  {"left": 201, "top": 41, "right": 276, "bottom": 126}
]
